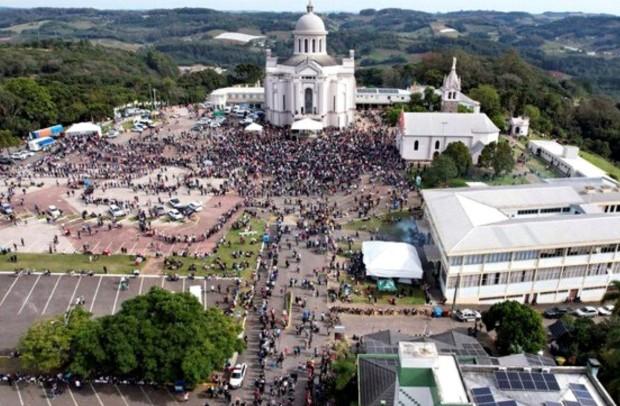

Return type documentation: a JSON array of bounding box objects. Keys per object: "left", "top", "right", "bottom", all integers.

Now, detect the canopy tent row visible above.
[
  {"left": 66, "top": 122, "right": 102, "bottom": 137},
  {"left": 362, "top": 241, "right": 423, "bottom": 280},
  {"left": 244, "top": 122, "right": 264, "bottom": 132},
  {"left": 291, "top": 118, "right": 324, "bottom": 132}
]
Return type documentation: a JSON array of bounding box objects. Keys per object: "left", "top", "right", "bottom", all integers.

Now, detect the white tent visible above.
[
  {"left": 66, "top": 122, "right": 102, "bottom": 137},
  {"left": 362, "top": 241, "right": 423, "bottom": 280},
  {"left": 291, "top": 118, "right": 323, "bottom": 132},
  {"left": 245, "top": 122, "right": 263, "bottom": 132}
]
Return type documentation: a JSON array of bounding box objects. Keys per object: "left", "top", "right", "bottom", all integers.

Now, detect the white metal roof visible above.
[
  {"left": 362, "top": 241, "right": 423, "bottom": 279},
  {"left": 210, "top": 86, "right": 264, "bottom": 96},
  {"left": 214, "top": 32, "right": 265, "bottom": 43},
  {"left": 401, "top": 112, "right": 498, "bottom": 137},
  {"left": 423, "top": 181, "right": 620, "bottom": 255},
  {"left": 529, "top": 140, "right": 607, "bottom": 178}
]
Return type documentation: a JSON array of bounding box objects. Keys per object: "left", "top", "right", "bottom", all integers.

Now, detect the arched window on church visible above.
[
  {"left": 298, "top": 39, "right": 302, "bottom": 53},
  {"left": 304, "top": 39, "right": 308, "bottom": 53},
  {"left": 435, "top": 140, "right": 440, "bottom": 150},
  {"left": 414, "top": 140, "right": 419, "bottom": 151},
  {"left": 312, "top": 39, "right": 316, "bottom": 53},
  {"left": 319, "top": 39, "right": 322, "bottom": 52}
]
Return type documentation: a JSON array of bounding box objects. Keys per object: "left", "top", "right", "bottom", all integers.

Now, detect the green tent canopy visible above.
[
  {"left": 377, "top": 279, "right": 397, "bottom": 292},
  {"left": 213, "top": 110, "right": 226, "bottom": 117}
]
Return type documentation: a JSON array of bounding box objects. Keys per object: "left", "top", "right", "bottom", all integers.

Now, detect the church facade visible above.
[{"left": 264, "top": 2, "right": 356, "bottom": 129}]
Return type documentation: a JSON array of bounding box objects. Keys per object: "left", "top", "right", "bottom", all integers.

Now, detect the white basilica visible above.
[{"left": 264, "top": 1, "right": 356, "bottom": 129}]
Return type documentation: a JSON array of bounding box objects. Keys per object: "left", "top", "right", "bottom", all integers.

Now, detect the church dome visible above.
[{"left": 294, "top": 2, "right": 327, "bottom": 34}]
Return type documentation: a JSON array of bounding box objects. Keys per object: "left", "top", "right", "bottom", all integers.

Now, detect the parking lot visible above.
[{"left": 0, "top": 273, "right": 238, "bottom": 354}]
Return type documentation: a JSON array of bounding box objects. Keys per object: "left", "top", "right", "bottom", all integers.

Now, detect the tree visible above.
[
  {"left": 470, "top": 84, "right": 501, "bottom": 116},
  {"left": 557, "top": 315, "right": 609, "bottom": 365},
  {"left": 443, "top": 141, "right": 472, "bottom": 177},
  {"left": 493, "top": 140, "right": 515, "bottom": 176},
  {"left": 478, "top": 141, "right": 496, "bottom": 168},
  {"left": 18, "top": 306, "right": 92, "bottom": 373},
  {"left": 602, "top": 280, "right": 620, "bottom": 315},
  {"left": 67, "top": 288, "right": 244, "bottom": 387},
  {"left": 482, "top": 300, "right": 546, "bottom": 355},
  {"left": 599, "top": 317, "right": 620, "bottom": 402},
  {"left": 228, "top": 63, "right": 264, "bottom": 85},
  {"left": 523, "top": 104, "right": 541, "bottom": 130},
  {"left": 423, "top": 154, "right": 458, "bottom": 187},
  {"left": 0, "top": 129, "right": 20, "bottom": 150}
]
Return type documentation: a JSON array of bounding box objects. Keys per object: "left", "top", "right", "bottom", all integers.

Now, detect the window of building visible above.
[
  {"left": 435, "top": 140, "right": 440, "bottom": 150},
  {"left": 517, "top": 209, "right": 538, "bottom": 216},
  {"left": 304, "top": 39, "right": 308, "bottom": 53},
  {"left": 563, "top": 265, "right": 588, "bottom": 279},
  {"left": 594, "top": 244, "right": 617, "bottom": 254},
  {"left": 282, "top": 95, "right": 286, "bottom": 110},
  {"left": 587, "top": 263, "right": 609, "bottom": 276},
  {"left": 513, "top": 250, "right": 538, "bottom": 261},
  {"left": 333, "top": 95, "right": 336, "bottom": 111},
  {"left": 447, "top": 276, "right": 458, "bottom": 289},
  {"left": 567, "top": 246, "right": 591, "bottom": 256},
  {"left": 539, "top": 248, "right": 565, "bottom": 258},
  {"left": 510, "top": 270, "right": 533, "bottom": 283},
  {"left": 460, "top": 274, "right": 480, "bottom": 288},
  {"left": 464, "top": 255, "right": 484, "bottom": 265},
  {"left": 298, "top": 39, "right": 302, "bottom": 52},
  {"left": 319, "top": 39, "right": 322, "bottom": 52},
  {"left": 541, "top": 207, "right": 563, "bottom": 214},
  {"left": 312, "top": 39, "right": 316, "bottom": 53},
  {"left": 535, "top": 267, "right": 562, "bottom": 281},
  {"left": 414, "top": 140, "right": 419, "bottom": 151},
  {"left": 614, "top": 262, "right": 620, "bottom": 274},
  {"left": 449, "top": 256, "right": 463, "bottom": 266},
  {"left": 485, "top": 252, "right": 512, "bottom": 263}
]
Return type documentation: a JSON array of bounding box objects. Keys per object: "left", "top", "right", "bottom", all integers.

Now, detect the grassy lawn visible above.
[
  {"left": 343, "top": 210, "right": 411, "bottom": 233},
  {"left": 340, "top": 276, "right": 425, "bottom": 306},
  {"left": 0, "top": 253, "right": 142, "bottom": 274},
  {"left": 580, "top": 151, "right": 620, "bottom": 180},
  {"left": 525, "top": 155, "right": 561, "bottom": 179},
  {"left": 164, "top": 215, "right": 266, "bottom": 279}
]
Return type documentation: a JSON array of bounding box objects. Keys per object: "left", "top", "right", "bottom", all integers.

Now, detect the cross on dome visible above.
[{"left": 307, "top": 0, "right": 314, "bottom": 13}]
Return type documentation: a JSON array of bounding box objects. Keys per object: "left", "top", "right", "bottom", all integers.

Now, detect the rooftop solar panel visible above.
[
  {"left": 497, "top": 401, "right": 518, "bottom": 406},
  {"left": 494, "top": 371, "right": 560, "bottom": 392}
]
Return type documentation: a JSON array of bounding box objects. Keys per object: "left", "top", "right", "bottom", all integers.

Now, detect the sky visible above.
[{"left": 2, "top": 0, "right": 620, "bottom": 14}]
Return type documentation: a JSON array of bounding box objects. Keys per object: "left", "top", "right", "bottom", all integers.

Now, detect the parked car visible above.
[
  {"left": 574, "top": 306, "right": 598, "bottom": 318},
  {"left": 229, "top": 363, "right": 247, "bottom": 389},
  {"left": 106, "top": 130, "right": 120, "bottom": 139},
  {"left": 543, "top": 307, "right": 570, "bottom": 319},
  {"left": 152, "top": 204, "right": 166, "bottom": 217},
  {"left": 10, "top": 150, "right": 31, "bottom": 160},
  {"left": 454, "top": 308, "right": 481, "bottom": 322},
  {"left": 0, "top": 156, "right": 15, "bottom": 165},
  {"left": 187, "top": 202, "right": 203, "bottom": 212},
  {"left": 168, "top": 209, "right": 184, "bottom": 221},
  {"left": 168, "top": 198, "right": 185, "bottom": 209},
  {"left": 597, "top": 305, "right": 615, "bottom": 316},
  {"left": 109, "top": 204, "right": 126, "bottom": 218},
  {"left": 0, "top": 202, "right": 13, "bottom": 215},
  {"left": 47, "top": 205, "right": 62, "bottom": 219}
]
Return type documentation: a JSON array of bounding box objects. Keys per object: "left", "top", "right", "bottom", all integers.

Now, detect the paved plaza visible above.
[{"left": 0, "top": 273, "right": 237, "bottom": 354}]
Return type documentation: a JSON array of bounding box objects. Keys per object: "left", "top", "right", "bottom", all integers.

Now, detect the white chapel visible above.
[{"left": 264, "top": 1, "right": 356, "bottom": 129}]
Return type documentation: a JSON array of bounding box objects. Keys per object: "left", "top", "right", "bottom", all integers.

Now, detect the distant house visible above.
[
  {"left": 214, "top": 32, "right": 266, "bottom": 45},
  {"left": 510, "top": 116, "right": 530, "bottom": 137},
  {"left": 528, "top": 140, "right": 607, "bottom": 179},
  {"left": 395, "top": 111, "right": 499, "bottom": 162}
]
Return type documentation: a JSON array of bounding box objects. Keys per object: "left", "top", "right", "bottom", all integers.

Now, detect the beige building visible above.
[{"left": 422, "top": 178, "right": 620, "bottom": 304}]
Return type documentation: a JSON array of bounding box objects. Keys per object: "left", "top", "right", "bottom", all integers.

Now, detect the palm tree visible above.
[{"left": 602, "top": 280, "right": 620, "bottom": 315}]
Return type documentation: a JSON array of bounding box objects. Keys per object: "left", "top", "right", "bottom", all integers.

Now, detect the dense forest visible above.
[
  {"left": 0, "top": 7, "right": 620, "bottom": 161},
  {"left": 1, "top": 7, "right": 620, "bottom": 96},
  {"left": 0, "top": 40, "right": 264, "bottom": 144}
]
